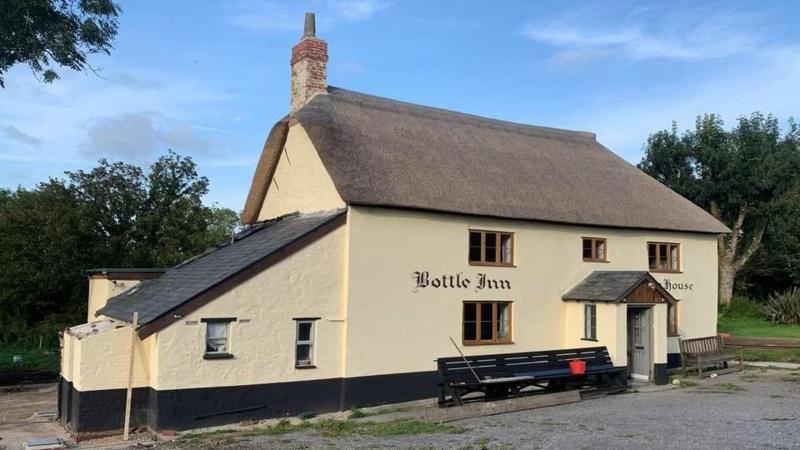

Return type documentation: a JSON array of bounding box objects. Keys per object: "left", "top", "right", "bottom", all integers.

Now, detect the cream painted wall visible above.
[
  {"left": 87, "top": 277, "right": 142, "bottom": 322},
  {"left": 562, "top": 302, "right": 627, "bottom": 366},
  {"left": 68, "top": 327, "right": 156, "bottom": 391},
  {"left": 344, "top": 206, "right": 719, "bottom": 378},
  {"left": 61, "top": 331, "right": 74, "bottom": 382},
  {"left": 153, "top": 224, "right": 347, "bottom": 390},
  {"left": 257, "top": 125, "right": 345, "bottom": 221}
]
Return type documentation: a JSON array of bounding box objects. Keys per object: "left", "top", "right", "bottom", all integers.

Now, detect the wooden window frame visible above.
[
  {"left": 468, "top": 230, "right": 515, "bottom": 267},
  {"left": 462, "top": 301, "right": 513, "bottom": 345},
  {"left": 647, "top": 242, "right": 681, "bottom": 273},
  {"left": 582, "top": 237, "right": 608, "bottom": 263},
  {"left": 667, "top": 302, "right": 679, "bottom": 337},
  {"left": 582, "top": 304, "right": 597, "bottom": 341}
]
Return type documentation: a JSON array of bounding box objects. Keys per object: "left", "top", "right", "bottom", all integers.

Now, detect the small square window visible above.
[
  {"left": 582, "top": 238, "right": 607, "bottom": 262},
  {"left": 202, "top": 318, "right": 235, "bottom": 359},
  {"left": 295, "top": 320, "right": 316, "bottom": 368}
]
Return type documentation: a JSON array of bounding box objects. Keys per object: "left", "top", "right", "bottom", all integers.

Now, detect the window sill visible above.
[
  {"left": 583, "top": 259, "right": 609, "bottom": 263},
  {"left": 203, "top": 353, "right": 234, "bottom": 360},
  {"left": 667, "top": 334, "right": 681, "bottom": 338},
  {"left": 295, "top": 364, "right": 317, "bottom": 370},
  {"left": 468, "top": 262, "right": 516, "bottom": 268},
  {"left": 462, "top": 341, "right": 514, "bottom": 346},
  {"left": 581, "top": 338, "right": 598, "bottom": 342},
  {"left": 650, "top": 270, "right": 683, "bottom": 274}
]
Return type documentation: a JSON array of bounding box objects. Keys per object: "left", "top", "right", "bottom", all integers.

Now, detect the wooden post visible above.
[{"left": 123, "top": 312, "right": 139, "bottom": 441}]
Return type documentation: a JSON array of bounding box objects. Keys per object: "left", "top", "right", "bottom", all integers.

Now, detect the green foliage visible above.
[
  {"left": 719, "top": 296, "right": 766, "bottom": 320},
  {"left": 763, "top": 288, "right": 800, "bottom": 325},
  {"left": 0, "top": 0, "right": 122, "bottom": 87},
  {"left": 0, "top": 151, "right": 239, "bottom": 345},
  {"left": 639, "top": 114, "right": 800, "bottom": 301},
  {"left": 740, "top": 349, "right": 800, "bottom": 364},
  {"left": 0, "top": 345, "right": 59, "bottom": 371}
]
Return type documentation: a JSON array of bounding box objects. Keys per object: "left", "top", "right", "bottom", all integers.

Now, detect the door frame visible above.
[{"left": 627, "top": 306, "right": 654, "bottom": 381}]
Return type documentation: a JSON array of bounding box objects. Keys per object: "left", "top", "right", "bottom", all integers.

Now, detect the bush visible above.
[
  {"left": 763, "top": 288, "right": 800, "bottom": 325},
  {"left": 720, "top": 296, "right": 765, "bottom": 320}
]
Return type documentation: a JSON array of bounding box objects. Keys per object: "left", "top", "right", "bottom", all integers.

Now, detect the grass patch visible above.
[
  {"left": 714, "top": 382, "right": 745, "bottom": 391},
  {"left": 740, "top": 349, "right": 800, "bottom": 363},
  {"left": 717, "top": 316, "right": 800, "bottom": 338},
  {"left": 0, "top": 345, "right": 59, "bottom": 371},
  {"left": 180, "top": 418, "right": 465, "bottom": 445}
]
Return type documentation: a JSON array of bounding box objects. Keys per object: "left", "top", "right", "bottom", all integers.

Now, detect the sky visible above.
[{"left": 2, "top": 0, "right": 799, "bottom": 211}]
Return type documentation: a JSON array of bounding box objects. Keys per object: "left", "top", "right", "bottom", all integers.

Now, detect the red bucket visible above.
[{"left": 569, "top": 359, "right": 586, "bottom": 375}]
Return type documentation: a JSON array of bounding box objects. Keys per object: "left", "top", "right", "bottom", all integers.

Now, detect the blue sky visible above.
[{"left": 2, "top": 0, "right": 799, "bottom": 211}]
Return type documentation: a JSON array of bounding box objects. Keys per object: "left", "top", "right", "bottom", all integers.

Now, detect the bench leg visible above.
[
  {"left": 681, "top": 358, "right": 687, "bottom": 378},
  {"left": 698, "top": 355, "right": 703, "bottom": 378}
]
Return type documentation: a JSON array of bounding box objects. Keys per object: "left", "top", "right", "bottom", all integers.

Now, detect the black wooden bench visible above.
[
  {"left": 679, "top": 336, "right": 743, "bottom": 378},
  {"left": 437, "top": 346, "right": 627, "bottom": 406}
]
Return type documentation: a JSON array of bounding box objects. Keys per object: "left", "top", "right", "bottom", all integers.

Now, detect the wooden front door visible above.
[{"left": 627, "top": 307, "right": 652, "bottom": 381}]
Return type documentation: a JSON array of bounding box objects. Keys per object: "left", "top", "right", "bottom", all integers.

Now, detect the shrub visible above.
[
  {"left": 763, "top": 288, "right": 800, "bottom": 325},
  {"left": 720, "top": 296, "right": 765, "bottom": 320}
]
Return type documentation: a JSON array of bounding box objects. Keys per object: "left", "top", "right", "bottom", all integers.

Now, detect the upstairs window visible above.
[
  {"left": 202, "top": 318, "right": 235, "bottom": 359},
  {"left": 463, "top": 301, "right": 512, "bottom": 345},
  {"left": 295, "top": 319, "right": 317, "bottom": 368},
  {"left": 648, "top": 242, "right": 680, "bottom": 272},
  {"left": 584, "top": 304, "right": 597, "bottom": 340},
  {"left": 582, "top": 237, "right": 607, "bottom": 262},
  {"left": 469, "top": 230, "right": 514, "bottom": 266}
]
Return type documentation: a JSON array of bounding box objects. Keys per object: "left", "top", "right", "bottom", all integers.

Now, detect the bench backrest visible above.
[
  {"left": 679, "top": 335, "right": 724, "bottom": 355},
  {"left": 437, "top": 346, "right": 613, "bottom": 383}
]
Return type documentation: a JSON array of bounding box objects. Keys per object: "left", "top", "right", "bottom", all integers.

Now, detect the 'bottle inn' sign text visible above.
[{"left": 412, "top": 271, "right": 511, "bottom": 293}]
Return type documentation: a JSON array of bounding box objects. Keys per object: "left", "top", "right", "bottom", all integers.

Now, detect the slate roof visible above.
[
  {"left": 243, "top": 87, "right": 729, "bottom": 234},
  {"left": 98, "top": 209, "right": 346, "bottom": 325},
  {"left": 562, "top": 271, "right": 657, "bottom": 302}
]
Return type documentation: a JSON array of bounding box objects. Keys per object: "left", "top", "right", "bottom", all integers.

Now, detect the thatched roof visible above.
[{"left": 243, "top": 87, "right": 728, "bottom": 234}]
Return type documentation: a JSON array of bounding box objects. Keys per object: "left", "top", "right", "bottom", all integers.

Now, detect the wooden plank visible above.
[
  {"left": 123, "top": 312, "right": 139, "bottom": 441},
  {"left": 422, "top": 390, "right": 581, "bottom": 423},
  {"left": 723, "top": 336, "right": 800, "bottom": 349}
]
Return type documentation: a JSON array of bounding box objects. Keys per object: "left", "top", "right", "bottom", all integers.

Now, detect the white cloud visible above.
[
  {"left": 84, "top": 113, "right": 215, "bottom": 160},
  {"left": 522, "top": 7, "right": 761, "bottom": 63},
  {"left": 2, "top": 125, "right": 42, "bottom": 147}
]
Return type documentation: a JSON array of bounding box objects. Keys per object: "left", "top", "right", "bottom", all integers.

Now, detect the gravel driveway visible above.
[{"left": 153, "top": 368, "right": 800, "bottom": 449}]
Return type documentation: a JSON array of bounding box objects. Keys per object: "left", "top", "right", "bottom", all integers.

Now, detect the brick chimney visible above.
[{"left": 290, "top": 13, "right": 328, "bottom": 114}]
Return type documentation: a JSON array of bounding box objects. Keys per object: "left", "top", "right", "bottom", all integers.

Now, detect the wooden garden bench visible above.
[
  {"left": 679, "top": 335, "right": 743, "bottom": 378},
  {"left": 436, "top": 346, "right": 627, "bottom": 407}
]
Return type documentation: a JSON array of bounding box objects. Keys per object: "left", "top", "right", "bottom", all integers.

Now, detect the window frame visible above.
[
  {"left": 201, "top": 318, "right": 235, "bottom": 360},
  {"left": 582, "top": 237, "right": 608, "bottom": 263},
  {"left": 462, "top": 301, "right": 513, "bottom": 345},
  {"left": 294, "top": 318, "right": 318, "bottom": 369},
  {"left": 667, "top": 302, "right": 679, "bottom": 337},
  {"left": 647, "top": 242, "right": 681, "bottom": 273},
  {"left": 468, "top": 230, "right": 515, "bottom": 267},
  {"left": 583, "top": 304, "right": 597, "bottom": 341}
]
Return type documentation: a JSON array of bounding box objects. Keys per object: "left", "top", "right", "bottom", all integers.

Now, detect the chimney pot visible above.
[{"left": 303, "top": 12, "right": 316, "bottom": 37}]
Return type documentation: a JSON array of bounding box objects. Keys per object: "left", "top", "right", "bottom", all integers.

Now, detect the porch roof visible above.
[{"left": 561, "top": 271, "right": 676, "bottom": 304}]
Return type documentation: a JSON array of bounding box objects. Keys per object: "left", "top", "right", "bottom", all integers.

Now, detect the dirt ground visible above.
[{"left": 0, "top": 383, "right": 73, "bottom": 450}]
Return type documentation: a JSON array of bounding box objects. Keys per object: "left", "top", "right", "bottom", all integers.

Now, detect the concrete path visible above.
[{"left": 745, "top": 361, "right": 800, "bottom": 370}]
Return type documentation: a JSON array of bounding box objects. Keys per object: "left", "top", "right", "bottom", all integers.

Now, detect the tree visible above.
[
  {"left": 639, "top": 114, "right": 800, "bottom": 305},
  {"left": 0, "top": 0, "right": 121, "bottom": 88},
  {"left": 0, "top": 152, "right": 238, "bottom": 344}
]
